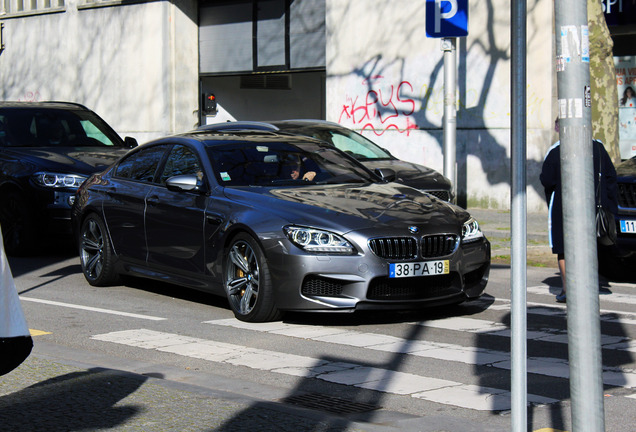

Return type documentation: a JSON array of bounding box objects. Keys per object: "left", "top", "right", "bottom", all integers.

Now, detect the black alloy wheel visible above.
[
  {"left": 79, "top": 213, "right": 120, "bottom": 286},
  {"left": 224, "top": 233, "right": 280, "bottom": 322}
]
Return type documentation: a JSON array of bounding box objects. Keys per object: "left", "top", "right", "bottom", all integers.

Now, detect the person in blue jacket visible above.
[{"left": 540, "top": 119, "right": 617, "bottom": 303}]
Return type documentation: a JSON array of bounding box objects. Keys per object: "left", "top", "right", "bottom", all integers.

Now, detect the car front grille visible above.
[
  {"left": 427, "top": 190, "right": 451, "bottom": 202},
  {"left": 367, "top": 274, "right": 460, "bottom": 300},
  {"left": 421, "top": 235, "right": 459, "bottom": 258},
  {"left": 369, "top": 235, "right": 458, "bottom": 260},
  {"left": 301, "top": 275, "right": 345, "bottom": 297},
  {"left": 368, "top": 237, "right": 417, "bottom": 260},
  {"left": 618, "top": 182, "right": 636, "bottom": 208}
]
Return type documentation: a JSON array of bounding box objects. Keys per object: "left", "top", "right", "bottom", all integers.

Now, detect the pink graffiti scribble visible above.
[
  {"left": 361, "top": 75, "right": 384, "bottom": 85},
  {"left": 18, "top": 91, "right": 41, "bottom": 102},
  {"left": 338, "top": 80, "right": 417, "bottom": 136}
]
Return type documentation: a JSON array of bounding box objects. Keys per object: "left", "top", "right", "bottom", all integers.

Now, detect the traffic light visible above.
[{"left": 203, "top": 93, "right": 217, "bottom": 115}]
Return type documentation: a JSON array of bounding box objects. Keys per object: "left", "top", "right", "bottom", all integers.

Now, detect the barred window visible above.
[{"left": 1, "top": 0, "right": 65, "bottom": 16}]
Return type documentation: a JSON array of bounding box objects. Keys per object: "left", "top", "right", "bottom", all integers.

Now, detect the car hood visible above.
[
  {"left": 361, "top": 159, "right": 451, "bottom": 190},
  {"left": 2, "top": 146, "right": 130, "bottom": 174},
  {"left": 223, "top": 182, "right": 469, "bottom": 234},
  {"left": 616, "top": 156, "right": 636, "bottom": 178}
]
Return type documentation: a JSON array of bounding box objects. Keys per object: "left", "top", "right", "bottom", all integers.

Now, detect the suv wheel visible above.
[{"left": 0, "top": 190, "right": 36, "bottom": 256}]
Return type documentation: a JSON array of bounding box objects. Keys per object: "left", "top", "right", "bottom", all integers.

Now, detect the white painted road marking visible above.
[
  {"left": 526, "top": 285, "right": 636, "bottom": 306},
  {"left": 20, "top": 297, "right": 166, "bottom": 321},
  {"left": 91, "top": 328, "right": 557, "bottom": 411},
  {"left": 415, "top": 316, "right": 629, "bottom": 348},
  {"left": 206, "top": 318, "right": 636, "bottom": 388}
]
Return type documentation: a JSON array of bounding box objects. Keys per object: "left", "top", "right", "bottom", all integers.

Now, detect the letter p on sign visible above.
[{"left": 426, "top": 0, "right": 469, "bottom": 38}]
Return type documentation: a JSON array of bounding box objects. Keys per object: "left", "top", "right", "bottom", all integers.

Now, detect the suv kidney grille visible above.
[
  {"left": 421, "top": 235, "right": 458, "bottom": 258},
  {"left": 618, "top": 183, "right": 636, "bottom": 208},
  {"left": 427, "top": 190, "right": 451, "bottom": 202},
  {"left": 369, "top": 237, "right": 417, "bottom": 260}
]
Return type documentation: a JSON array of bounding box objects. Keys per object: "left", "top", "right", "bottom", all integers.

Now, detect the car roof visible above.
[
  {"left": 198, "top": 120, "right": 345, "bottom": 134},
  {"left": 197, "top": 121, "right": 280, "bottom": 133},
  {"left": 0, "top": 101, "right": 92, "bottom": 111},
  {"left": 269, "top": 119, "right": 342, "bottom": 129},
  {"left": 152, "top": 129, "right": 331, "bottom": 149}
]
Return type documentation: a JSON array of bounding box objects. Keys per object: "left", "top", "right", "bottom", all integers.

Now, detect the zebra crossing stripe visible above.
[
  {"left": 414, "top": 316, "right": 630, "bottom": 349},
  {"left": 91, "top": 328, "right": 557, "bottom": 411},
  {"left": 206, "top": 318, "right": 636, "bottom": 388},
  {"left": 526, "top": 285, "right": 636, "bottom": 306}
]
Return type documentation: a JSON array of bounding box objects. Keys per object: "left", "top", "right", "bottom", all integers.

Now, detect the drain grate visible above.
[{"left": 281, "top": 393, "right": 381, "bottom": 415}]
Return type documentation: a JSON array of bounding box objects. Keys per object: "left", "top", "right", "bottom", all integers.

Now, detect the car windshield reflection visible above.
[
  {"left": 208, "top": 141, "right": 376, "bottom": 187},
  {"left": 0, "top": 108, "right": 122, "bottom": 148}
]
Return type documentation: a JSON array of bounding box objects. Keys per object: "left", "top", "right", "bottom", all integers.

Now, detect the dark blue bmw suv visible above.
[{"left": 0, "top": 101, "right": 137, "bottom": 255}]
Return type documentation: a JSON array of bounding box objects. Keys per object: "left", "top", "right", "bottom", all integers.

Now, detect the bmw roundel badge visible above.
[{"left": 408, "top": 226, "right": 419, "bottom": 234}]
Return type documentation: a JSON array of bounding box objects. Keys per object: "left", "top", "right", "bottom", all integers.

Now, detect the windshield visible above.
[
  {"left": 275, "top": 124, "right": 393, "bottom": 161},
  {"left": 0, "top": 108, "right": 124, "bottom": 148},
  {"left": 208, "top": 141, "right": 378, "bottom": 187},
  {"left": 327, "top": 129, "right": 392, "bottom": 160}
]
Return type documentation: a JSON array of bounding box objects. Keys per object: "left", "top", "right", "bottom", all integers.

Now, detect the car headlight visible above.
[
  {"left": 462, "top": 217, "right": 484, "bottom": 243},
  {"left": 284, "top": 226, "right": 355, "bottom": 254},
  {"left": 32, "top": 172, "right": 88, "bottom": 189}
]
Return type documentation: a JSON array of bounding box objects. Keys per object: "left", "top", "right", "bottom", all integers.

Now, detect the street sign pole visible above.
[
  {"left": 554, "top": 0, "right": 606, "bottom": 430},
  {"left": 426, "top": 0, "right": 468, "bottom": 199},
  {"left": 442, "top": 38, "right": 457, "bottom": 192},
  {"left": 510, "top": 1, "right": 527, "bottom": 431}
]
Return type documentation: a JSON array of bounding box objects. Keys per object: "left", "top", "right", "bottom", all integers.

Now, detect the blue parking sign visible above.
[{"left": 426, "top": 0, "right": 469, "bottom": 38}]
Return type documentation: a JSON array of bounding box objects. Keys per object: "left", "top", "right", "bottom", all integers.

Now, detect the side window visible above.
[
  {"left": 159, "top": 145, "right": 203, "bottom": 184},
  {"left": 114, "top": 155, "right": 134, "bottom": 178},
  {"left": 0, "top": 115, "right": 6, "bottom": 146},
  {"left": 114, "top": 145, "right": 169, "bottom": 183}
]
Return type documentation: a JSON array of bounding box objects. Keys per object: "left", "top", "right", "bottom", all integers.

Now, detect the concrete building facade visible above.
[{"left": 1, "top": 0, "right": 634, "bottom": 211}]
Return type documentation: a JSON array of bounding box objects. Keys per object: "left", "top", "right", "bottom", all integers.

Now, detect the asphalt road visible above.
[{"left": 2, "top": 247, "right": 636, "bottom": 432}]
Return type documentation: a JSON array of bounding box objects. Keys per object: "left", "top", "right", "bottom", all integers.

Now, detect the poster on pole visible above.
[{"left": 615, "top": 56, "right": 636, "bottom": 160}]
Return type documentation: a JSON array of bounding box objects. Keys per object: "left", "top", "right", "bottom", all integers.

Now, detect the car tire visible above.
[
  {"left": 598, "top": 245, "right": 635, "bottom": 282},
  {"left": 0, "top": 190, "right": 36, "bottom": 256},
  {"left": 224, "top": 233, "right": 281, "bottom": 322},
  {"left": 79, "top": 213, "right": 120, "bottom": 286}
]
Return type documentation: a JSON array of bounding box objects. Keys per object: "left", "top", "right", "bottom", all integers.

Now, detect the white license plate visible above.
[
  {"left": 389, "top": 260, "right": 449, "bottom": 278},
  {"left": 620, "top": 220, "right": 636, "bottom": 233}
]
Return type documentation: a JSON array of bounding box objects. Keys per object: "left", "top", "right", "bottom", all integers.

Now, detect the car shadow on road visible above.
[
  {"left": 0, "top": 367, "right": 146, "bottom": 431},
  {"left": 7, "top": 242, "right": 77, "bottom": 279},
  {"left": 120, "top": 275, "right": 233, "bottom": 310},
  {"left": 282, "top": 295, "right": 495, "bottom": 327}
]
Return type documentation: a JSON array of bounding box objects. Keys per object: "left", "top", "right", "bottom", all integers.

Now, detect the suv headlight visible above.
[
  {"left": 462, "top": 217, "right": 484, "bottom": 243},
  {"left": 284, "top": 226, "right": 354, "bottom": 254},
  {"left": 32, "top": 172, "right": 88, "bottom": 189}
]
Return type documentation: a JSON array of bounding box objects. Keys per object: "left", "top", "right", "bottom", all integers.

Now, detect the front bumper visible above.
[{"left": 264, "top": 235, "right": 491, "bottom": 313}]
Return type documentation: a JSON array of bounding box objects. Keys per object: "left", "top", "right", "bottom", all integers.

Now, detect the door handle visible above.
[{"left": 206, "top": 214, "right": 224, "bottom": 224}]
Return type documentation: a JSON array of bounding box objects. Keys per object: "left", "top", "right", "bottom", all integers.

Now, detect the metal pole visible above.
[
  {"left": 510, "top": 0, "right": 527, "bottom": 430},
  {"left": 554, "top": 1, "right": 606, "bottom": 430},
  {"left": 442, "top": 38, "right": 457, "bottom": 193}
]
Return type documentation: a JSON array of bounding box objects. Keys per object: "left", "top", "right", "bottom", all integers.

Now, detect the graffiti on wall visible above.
[
  {"left": 18, "top": 91, "right": 41, "bottom": 102},
  {"left": 337, "top": 76, "right": 547, "bottom": 136},
  {"left": 338, "top": 77, "right": 419, "bottom": 136}
]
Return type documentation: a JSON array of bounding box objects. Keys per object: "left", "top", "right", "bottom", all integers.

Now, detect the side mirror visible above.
[
  {"left": 166, "top": 174, "right": 203, "bottom": 193},
  {"left": 124, "top": 136, "right": 138, "bottom": 148},
  {"left": 375, "top": 168, "right": 396, "bottom": 182}
]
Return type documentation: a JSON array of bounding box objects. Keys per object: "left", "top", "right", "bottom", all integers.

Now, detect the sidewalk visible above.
[{"left": 468, "top": 208, "right": 555, "bottom": 268}]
